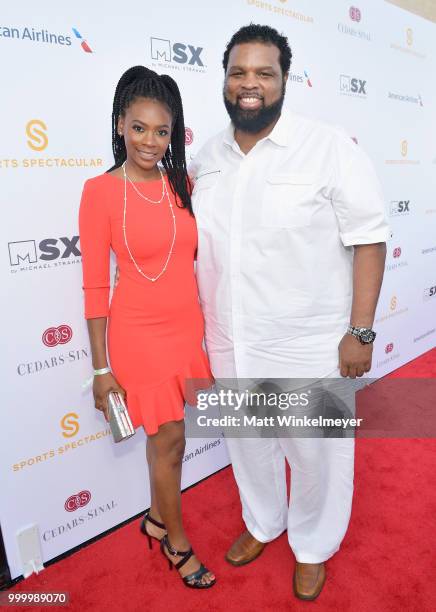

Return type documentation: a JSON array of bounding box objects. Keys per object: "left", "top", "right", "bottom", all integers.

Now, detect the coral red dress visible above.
[{"left": 79, "top": 172, "right": 212, "bottom": 434}]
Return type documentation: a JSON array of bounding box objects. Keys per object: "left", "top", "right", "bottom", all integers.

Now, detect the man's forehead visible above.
[{"left": 228, "top": 42, "right": 281, "bottom": 66}]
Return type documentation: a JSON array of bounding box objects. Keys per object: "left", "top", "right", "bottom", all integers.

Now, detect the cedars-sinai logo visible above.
[
  {"left": 393, "top": 247, "right": 402, "bottom": 259},
  {"left": 64, "top": 490, "right": 91, "bottom": 512},
  {"left": 185, "top": 127, "right": 194, "bottom": 146},
  {"left": 385, "top": 343, "right": 394, "bottom": 354},
  {"left": 349, "top": 6, "right": 361, "bottom": 22},
  {"left": 42, "top": 325, "right": 73, "bottom": 347}
]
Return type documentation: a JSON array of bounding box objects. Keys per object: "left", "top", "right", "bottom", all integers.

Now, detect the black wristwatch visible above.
[{"left": 346, "top": 325, "right": 376, "bottom": 345}]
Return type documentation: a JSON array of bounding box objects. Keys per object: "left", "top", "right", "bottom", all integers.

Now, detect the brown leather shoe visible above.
[
  {"left": 293, "top": 562, "right": 326, "bottom": 600},
  {"left": 225, "top": 530, "right": 266, "bottom": 566}
]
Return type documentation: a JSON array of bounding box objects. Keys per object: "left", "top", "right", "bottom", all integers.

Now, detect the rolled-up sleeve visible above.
[
  {"left": 330, "top": 136, "right": 390, "bottom": 247},
  {"left": 78, "top": 179, "right": 110, "bottom": 319}
]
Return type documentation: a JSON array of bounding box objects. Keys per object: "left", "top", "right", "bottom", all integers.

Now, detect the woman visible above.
[{"left": 79, "top": 66, "right": 216, "bottom": 588}]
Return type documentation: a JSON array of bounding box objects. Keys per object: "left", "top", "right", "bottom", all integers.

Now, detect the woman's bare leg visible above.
[{"left": 147, "top": 420, "right": 215, "bottom": 585}]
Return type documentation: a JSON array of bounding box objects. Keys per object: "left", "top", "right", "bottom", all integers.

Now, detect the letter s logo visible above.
[
  {"left": 26, "top": 119, "right": 48, "bottom": 151},
  {"left": 172, "top": 42, "right": 188, "bottom": 64},
  {"left": 61, "top": 412, "right": 79, "bottom": 438},
  {"left": 400, "top": 140, "right": 408, "bottom": 158}
]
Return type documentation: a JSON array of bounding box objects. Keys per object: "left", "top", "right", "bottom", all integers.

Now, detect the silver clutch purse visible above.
[{"left": 107, "top": 391, "right": 135, "bottom": 442}]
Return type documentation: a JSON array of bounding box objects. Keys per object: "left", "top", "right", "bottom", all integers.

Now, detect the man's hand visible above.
[{"left": 338, "top": 334, "right": 373, "bottom": 378}]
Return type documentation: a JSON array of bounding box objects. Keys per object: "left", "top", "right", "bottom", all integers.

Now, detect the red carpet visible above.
[{"left": 6, "top": 349, "right": 436, "bottom": 611}]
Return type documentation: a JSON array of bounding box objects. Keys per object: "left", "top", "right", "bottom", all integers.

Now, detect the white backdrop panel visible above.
[{"left": 0, "top": 0, "right": 435, "bottom": 580}]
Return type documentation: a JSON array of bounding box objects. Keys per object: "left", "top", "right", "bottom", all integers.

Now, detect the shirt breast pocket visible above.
[
  {"left": 261, "top": 173, "right": 316, "bottom": 229},
  {"left": 192, "top": 170, "right": 220, "bottom": 227}
]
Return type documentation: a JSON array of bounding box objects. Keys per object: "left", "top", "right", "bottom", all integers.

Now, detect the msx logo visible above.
[
  {"left": 8, "top": 237, "right": 80, "bottom": 266},
  {"left": 389, "top": 200, "right": 410, "bottom": 216},
  {"left": 423, "top": 286, "right": 436, "bottom": 300},
  {"left": 340, "top": 75, "right": 366, "bottom": 95},
  {"left": 151, "top": 37, "right": 204, "bottom": 66}
]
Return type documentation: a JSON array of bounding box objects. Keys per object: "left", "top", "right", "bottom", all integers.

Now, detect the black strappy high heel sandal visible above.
[
  {"left": 160, "top": 534, "right": 216, "bottom": 589},
  {"left": 140, "top": 510, "right": 166, "bottom": 550}
]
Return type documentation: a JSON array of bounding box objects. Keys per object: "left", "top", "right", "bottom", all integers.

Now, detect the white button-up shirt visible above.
[{"left": 190, "top": 110, "right": 389, "bottom": 379}]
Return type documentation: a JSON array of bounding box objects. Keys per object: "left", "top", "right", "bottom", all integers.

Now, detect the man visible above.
[{"left": 190, "top": 24, "right": 388, "bottom": 600}]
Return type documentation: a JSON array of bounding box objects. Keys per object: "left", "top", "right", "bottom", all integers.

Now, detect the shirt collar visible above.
[
  {"left": 267, "top": 109, "right": 291, "bottom": 147},
  {"left": 223, "top": 122, "right": 235, "bottom": 148},
  {"left": 223, "top": 108, "right": 291, "bottom": 150}
]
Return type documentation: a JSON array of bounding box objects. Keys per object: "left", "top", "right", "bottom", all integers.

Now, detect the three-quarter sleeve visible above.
[
  {"left": 330, "top": 134, "right": 390, "bottom": 247},
  {"left": 78, "top": 179, "right": 111, "bottom": 319}
]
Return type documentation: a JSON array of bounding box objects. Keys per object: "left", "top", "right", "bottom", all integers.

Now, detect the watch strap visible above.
[{"left": 346, "top": 325, "right": 376, "bottom": 344}]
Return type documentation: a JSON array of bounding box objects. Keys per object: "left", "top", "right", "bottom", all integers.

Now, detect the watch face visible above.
[{"left": 360, "top": 329, "right": 376, "bottom": 343}]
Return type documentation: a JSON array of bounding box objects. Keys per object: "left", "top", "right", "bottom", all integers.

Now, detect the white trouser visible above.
[{"left": 225, "top": 435, "right": 355, "bottom": 563}]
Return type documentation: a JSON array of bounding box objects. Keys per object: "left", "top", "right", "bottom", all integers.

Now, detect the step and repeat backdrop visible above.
[{"left": 1, "top": 0, "right": 435, "bottom": 580}]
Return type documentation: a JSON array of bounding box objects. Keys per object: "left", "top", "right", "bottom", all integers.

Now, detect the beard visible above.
[{"left": 223, "top": 85, "right": 286, "bottom": 134}]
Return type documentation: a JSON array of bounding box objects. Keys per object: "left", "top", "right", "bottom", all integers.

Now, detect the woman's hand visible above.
[{"left": 93, "top": 372, "right": 126, "bottom": 422}]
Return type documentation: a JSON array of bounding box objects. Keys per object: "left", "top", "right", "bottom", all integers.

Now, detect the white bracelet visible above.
[
  {"left": 82, "top": 367, "right": 111, "bottom": 390},
  {"left": 94, "top": 367, "right": 111, "bottom": 376}
]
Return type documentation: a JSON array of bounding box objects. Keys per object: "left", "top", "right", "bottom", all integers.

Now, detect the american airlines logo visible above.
[
  {"left": 388, "top": 91, "right": 423, "bottom": 106},
  {"left": 289, "top": 70, "right": 312, "bottom": 87}
]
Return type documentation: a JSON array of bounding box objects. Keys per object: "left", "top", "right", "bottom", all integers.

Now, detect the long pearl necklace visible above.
[
  {"left": 122, "top": 162, "right": 176, "bottom": 282},
  {"left": 125, "top": 166, "right": 165, "bottom": 204}
]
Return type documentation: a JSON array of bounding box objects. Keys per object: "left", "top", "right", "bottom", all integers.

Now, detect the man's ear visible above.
[{"left": 283, "top": 72, "right": 289, "bottom": 85}]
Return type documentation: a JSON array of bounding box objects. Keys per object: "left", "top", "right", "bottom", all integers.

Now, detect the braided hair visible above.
[{"left": 109, "top": 66, "right": 192, "bottom": 214}]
